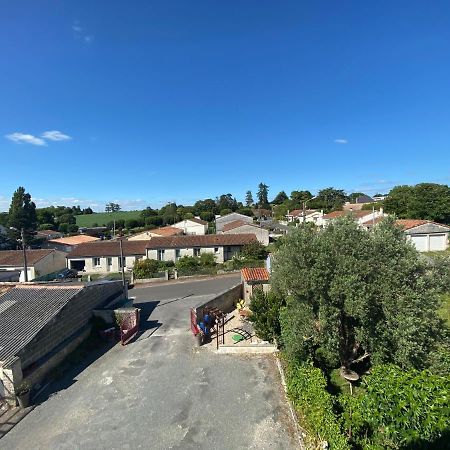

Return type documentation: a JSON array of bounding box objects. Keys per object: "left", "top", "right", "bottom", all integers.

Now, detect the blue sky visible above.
[{"left": 1, "top": 1, "right": 450, "bottom": 211}]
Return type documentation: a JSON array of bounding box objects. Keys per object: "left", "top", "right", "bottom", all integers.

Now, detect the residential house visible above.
[
  {"left": 252, "top": 209, "right": 272, "bottom": 221},
  {"left": 215, "top": 212, "right": 253, "bottom": 232},
  {"left": 222, "top": 220, "right": 269, "bottom": 245},
  {"left": 396, "top": 219, "right": 450, "bottom": 252},
  {"left": 45, "top": 234, "right": 100, "bottom": 253},
  {"left": 67, "top": 240, "right": 148, "bottom": 273},
  {"left": 241, "top": 267, "right": 270, "bottom": 302},
  {"left": 0, "top": 281, "right": 123, "bottom": 404},
  {"left": 0, "top": 249, "right": 66, "bottom": 282},
  {"left": 321, "top": 209, "right": 385, "bottom": 227},
  {"left": 286, "top": 209, "right": 324, "bottom": 225},
  {"left": 146, "top": 234, "right": 257, "bottom": 264},
  {"left": 173, "top": 218, "right": 208, "bottom": 235},
  {"left": 36, "top": 229, "right": 64, "bottom": 241},
  {"left": 128, "top": 226, "right": 184, "bottom": 241}
]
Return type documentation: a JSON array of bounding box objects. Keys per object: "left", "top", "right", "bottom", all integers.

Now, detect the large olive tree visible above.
[{"left": 272, "top": 217, "right": 447, "bottom": 371}]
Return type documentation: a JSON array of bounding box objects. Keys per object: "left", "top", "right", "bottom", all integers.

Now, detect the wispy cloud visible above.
[
  {"left": 72, "top": 20, "right": 94, "bottom": 44},
  {"left": 334, "top": 139, "right": 348, "bottom": 144},
  {"left": 5, "top": 132, "right": 46, "bottom": 146},
  {"left": 42, "top": 130, "right": 72, "bottom": 141}
]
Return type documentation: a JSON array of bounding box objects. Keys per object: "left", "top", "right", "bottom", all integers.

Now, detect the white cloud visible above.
[
  {"left": 73, "top": 20, "right": 94, "bottom": 44},
  {"left": 334, "top": 139, "right": 348, "bottom": 144},
  {"left": 5, "top": 132, "right": 46, "bottom": 146},
  {"left": 42, "top": 130, "right": 72, "bottom": 141},
  {"left": 84, "top": 35, "right": 93, "bottom": 44},
  {"left": 72, "top": 25, "right": 82, "bottom": 32}
]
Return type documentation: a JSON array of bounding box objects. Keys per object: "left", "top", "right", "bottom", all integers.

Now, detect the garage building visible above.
[{"left": 397, "top": 219, "right": 450, "bottom": 252}]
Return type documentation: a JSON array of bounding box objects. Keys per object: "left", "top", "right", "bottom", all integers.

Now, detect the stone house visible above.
[
  {"left": 146, "top": 234, "right": 257, "bottom": 264},
  {"left": 0, "top": 281, "right": 123, "bottom": 405},
  {"left": 241, "top": 267, "right": 270, "bottom": 302}
]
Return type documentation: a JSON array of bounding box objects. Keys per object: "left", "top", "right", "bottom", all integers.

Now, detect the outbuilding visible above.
[{"left": 396, "top": 220, "right": 450, "bottom": 252}]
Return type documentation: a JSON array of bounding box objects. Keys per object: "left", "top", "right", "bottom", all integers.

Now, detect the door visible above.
[
  {"left": 429, "top": 234, "right": 447, "bottom": 251},
  {"left": 411, "top": 235, "right": 428, "bottom": 252}
]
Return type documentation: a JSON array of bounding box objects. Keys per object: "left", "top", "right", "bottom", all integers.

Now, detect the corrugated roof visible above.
[
  {"left": 67, "top": 240, "right": 148, "bottom": 258},
  {"left": 241, "top": 267, "right": 270, "bottom": 282},
  {"left": 0, "top": 249, "right": 57, "bottom": 267},
  {"left": 48, "top": 235, "right": 100, "bottom": 246},
  {"left": 0, "top": 285, "right": 83, "bottom": 362},
  {"left": 146, "top": 234, "right": 256, "bottom": 249}
]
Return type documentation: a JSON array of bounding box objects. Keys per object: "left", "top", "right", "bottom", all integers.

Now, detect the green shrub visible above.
[
  {"left": 199, "top": 252, "right": 216, "bottom": 267},
  {"left": 249, "top": 290, "right": 283, "bottom": 343},
  {"left": 285, "top": 361, "right": 350, "bottom": 450},
  {"left": 241, "top": 241, "right": 268, "bottom": 260},
  {"left": 133, "top": 259, "right": 160, "bottom": 278},
  {"left": 340, "top": 364, "right": 450, "bottom": 449},
  {"left": 175, "top": 256, "right": 199, "bottom": 270}
]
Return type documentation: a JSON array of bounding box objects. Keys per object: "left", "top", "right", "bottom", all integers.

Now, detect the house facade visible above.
[
  {"left": 286, "top": 209, "right": 324, "bottom": 225},
  {"left": 173, "top": 218, "right": 208, "bottom": 235},
  {"left": 397, "top": 220, "right": 450, "bottom": 252},
  {"left": 0, "top": 249, "right": 66, "bottom": 282},
  {"left": 222, "top": 220, "right": 270, "bottom": 245},
  {"left": 146, "top": 234, "right": 257, "bottom": 264},
  {"left": 322, "top": 209, "right": 385, "bottom": 227},
  {"left": 215, "top": 212, "right": 253, "bottom": 232},
  {"left": 67, "top": 240, "right": 148, "bottom": 273}
]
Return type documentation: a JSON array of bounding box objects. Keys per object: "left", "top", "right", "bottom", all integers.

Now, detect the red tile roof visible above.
[
  {"left": 67, "top": 240, "right": 148, "bottom": 258},
  {"left": 0, "top": 249, "right": 58, "bottom": 267},
  {"left": 323, "top": 210, "right": 372, "bottom": 220},
  {"left": 361, "top": 216, "right": 384, "bottom": 226},
  {"left": 150, "top": 226, "right": 183, "bottom": 237},
  {"left": 48, "top": 235, "right": 100, "bottom": 246},
  {"left": 146, "top": 234, "right": 256, "bottom": 249},
  {"left": 187, "top": 217, "right": 208, "bottom": 225},
  {"left": 241, "top": 267, "right": 270, "bottom": 282},
  {"left": 395, "top": 219, "right": 432, "bottom": 230}
]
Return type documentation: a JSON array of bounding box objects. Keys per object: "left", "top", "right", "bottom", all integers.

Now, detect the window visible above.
[
  {"left": 135, "top": 256, "right": 142, "bottom": 262},
  {"left": 193, "top": 248, "right": 200, "bottom": 257},
  {"left": 214, "top": 247, "right": 219, "bottom": 253},
  {"left": 93, "top": 257, "right": 101, "bottom": 267},
  {"left": 175, "top": 249, "right": 181, "bottom": 259},
  {"left": 107, "top": 257, "right": 112, "bottom": 266},
  {"left": 157, "top": 249, "right": 165, "bottom": 261},
  {"left": 118, "top": 256, "right": 126, "bottom": 268}
]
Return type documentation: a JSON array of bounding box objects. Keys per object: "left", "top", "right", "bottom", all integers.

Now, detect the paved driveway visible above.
[{"left": 1, "top": 275, "right": 297, "bottom": 450}]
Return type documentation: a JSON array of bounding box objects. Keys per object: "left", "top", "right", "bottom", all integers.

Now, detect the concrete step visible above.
[{"left": 0, "top": 405, "right": 33, "bottom": 439}]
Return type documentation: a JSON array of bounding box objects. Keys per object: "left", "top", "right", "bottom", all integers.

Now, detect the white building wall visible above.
[
  {"left": 223, "top": 225, "right": 269, "bottom": 245},
  {"left": 173, "top": 220, "right": 207, "bottom": 235},
  {"left": 147, "top": 246, "right": 228, "bottom": 263}
]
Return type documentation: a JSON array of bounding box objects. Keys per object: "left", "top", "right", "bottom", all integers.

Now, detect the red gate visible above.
[{"left": 120, "top": 309, "right": 140, "bottom": 345}]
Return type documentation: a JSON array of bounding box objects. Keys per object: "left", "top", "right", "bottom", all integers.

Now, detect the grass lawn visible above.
[
  {"left": 75, "top": 210, "right": 142, "bottom": 227},
  {"left": 439, "top": 292, "right": 450, "bottom": 325}
]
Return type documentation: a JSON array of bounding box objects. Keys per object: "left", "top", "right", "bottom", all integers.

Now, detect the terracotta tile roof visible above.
[
  {"left": 222, "top": 220, "right": 257, "bottom": 232},
  {"left": 0, "top": 249, "right": 58, "bottom": 267},
  {"left": 67, "top": 240, "right": 148, "bottom": 258},
  {"left": 241, "top": 267, "right": 270, "bottom": 282},
  {"left": 150, "top": 226, "right": 183, "bottom": 237},
  {"left": 323, "top": 210, "right": 372, "bottom": 220},
  {"left": 287, "top": 209, "right": 317, "bottom": 217},
  {"left": 146, "top": 234, "right": 257, "bottom": 249},
  {"left": 395, "top": 219, "right": 432, "bottom": 230},
  {"left": 48, "top": 235, "right": 100, "bottom": 246},
  {"left": 361, "top": 216, "right": 384, "bottom": 226},
  {"left": 187, "top": 217, "right": 208, "bottom": 225}
]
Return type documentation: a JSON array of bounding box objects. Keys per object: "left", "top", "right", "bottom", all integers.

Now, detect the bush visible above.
[
  {"left": 249, "top": 290, "right": 283, "bottom": 343},
  {"left": 241, "top": 241, "right": 268, "bottom": 260},
  {"left": 340, "top": 364, "right": 450, "bottom": 449},
  {"left": 133, "top": 259, "right": 160, "bottom": 278},
  {"left": 175, "top": 256, "right": 199, "bottom": 270},
  {"left": 199, "top": 211, "right": 215, "bottom": 222},
  {"left": 285, "top": 361, "right": 350, "bottom": 450},
  {"left": 199, "top": 252, "right": 216, "bottom": 267}
]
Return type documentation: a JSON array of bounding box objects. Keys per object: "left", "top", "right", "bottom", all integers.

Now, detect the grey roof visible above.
[{"left": 0, "top": 285, "right": 83, "bottom": 363}]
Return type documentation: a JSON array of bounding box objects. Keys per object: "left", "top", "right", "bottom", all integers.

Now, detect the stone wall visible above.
[{"left": 193, "top": 283, "right": 242, "bottom": 316}]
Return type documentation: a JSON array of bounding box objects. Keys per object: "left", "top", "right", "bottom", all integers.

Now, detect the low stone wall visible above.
[{"left": 193, "top": 283, "right": 242, "bottom": 316}]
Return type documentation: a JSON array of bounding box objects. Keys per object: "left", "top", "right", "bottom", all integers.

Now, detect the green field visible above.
[{"left": 76, "top": 210, "right": 142, "bottom": 227}]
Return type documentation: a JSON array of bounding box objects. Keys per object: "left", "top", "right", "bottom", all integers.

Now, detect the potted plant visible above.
[{"left": 16, "top": 380, "right": 32, "bottom": 408}]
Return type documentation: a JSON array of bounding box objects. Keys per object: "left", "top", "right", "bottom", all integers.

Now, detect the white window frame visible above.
[
  {"left": 157, "top": 249, "right": 165, "bottom": 261},
  {"left": 93, "top": 257, "right": 101, "bottom": 267},
  {"left": 193, "top": 248, "right": 201, "bottom": 257}
]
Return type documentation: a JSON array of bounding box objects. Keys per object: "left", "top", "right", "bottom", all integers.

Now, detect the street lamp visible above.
[
  {"left": 302, "top": 196, "right": 318, "bottom": 224},
  {"left": 10, "top": 227, "right": 28, "bottom": 282}
]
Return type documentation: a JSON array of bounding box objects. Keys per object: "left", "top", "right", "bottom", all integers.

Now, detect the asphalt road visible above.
[{"left": 1, "top": 275, "right": 297, "bottom": 450}]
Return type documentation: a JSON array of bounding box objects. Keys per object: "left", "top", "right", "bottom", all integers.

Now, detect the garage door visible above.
[
  {"left": 429, "top": 234, "right": 447, "bottom": 252},
  {"left": 411, "top": 235, "right": 428, "bottom": 252}
]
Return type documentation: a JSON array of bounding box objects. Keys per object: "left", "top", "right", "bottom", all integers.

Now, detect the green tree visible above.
[
  {"left": 245, "top": 190, "right": 254, "bottom": 207},
  {"left": 241, "top": 241, "right": 268, "bottom": 261},
  {"left": 310, "top": 187, "right": 347, "bottom": 212},
  {"left": 216, "top": 194, "right": 239, "bottom": 212},
  {"left": 257, "top": 182, "right": 269, "bottom": 208},
  {"left": 8, "top": 186, "right": 37, "bottom": 243},
  {"left": 249, "top": 290, "right": 284, "bottom": 343},
  {"left": 272, "top": 191, "right": 288, "bottom": 205},
  {"left": 384, "top": 185, "right": 414, "bottom": 218},
  {"left": 272, "top": 217, "right": 446, "bottom": 371},
  {"left": 289, "top": 190, "right": 313, "bottom": 209}
]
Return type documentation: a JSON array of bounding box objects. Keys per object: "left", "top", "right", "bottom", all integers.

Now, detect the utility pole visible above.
[
  {"left": 119, "top": 239, "right": 128, "bottom": 299},
  {"left": 21, "top": 228, "right": 28, "bottom": 282}
]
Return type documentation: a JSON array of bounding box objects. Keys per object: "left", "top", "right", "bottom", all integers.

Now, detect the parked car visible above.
[{"left": 57, "top": 268, "right": 78, "bottom": 279}]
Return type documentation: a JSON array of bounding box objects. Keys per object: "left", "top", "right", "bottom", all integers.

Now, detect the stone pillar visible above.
[{"left": 1, "top": 356, "right": 23, "bottom": 405}]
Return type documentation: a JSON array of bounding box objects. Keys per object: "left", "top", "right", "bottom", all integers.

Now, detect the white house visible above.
[
  {"left": 222, "top": 220, "right": 270, "bottom": 245},
  {"left": 215, "top": 213, "right": 253, "bottom": 232},
  {"left": 286, "top": 209, "right": 324, "bottom": 225},
  {"left": 396, "top": 220, "right": 450, "bottom": 252},
  {"left": 146, "top": 234, "right": 257, "bottom": 264},
  {"left": 173, "top": 218, "right": 208, "bottom": 235},
  {"left": 321, "top": 209, "right": 385, "bottom": 227},
  {"left": 67, "top": 240, "right": 148, "bottom": 273},
  {"left": 0, "top": 249, "right": 66, "bottom": 282}
]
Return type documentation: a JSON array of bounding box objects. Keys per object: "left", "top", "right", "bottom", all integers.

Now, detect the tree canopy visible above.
[
  {"left": 257, "top": 182, "right": 270, "bottom": 209},
  {"left": 8, "top": 186, "right": 37, "bottom": 243}
]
